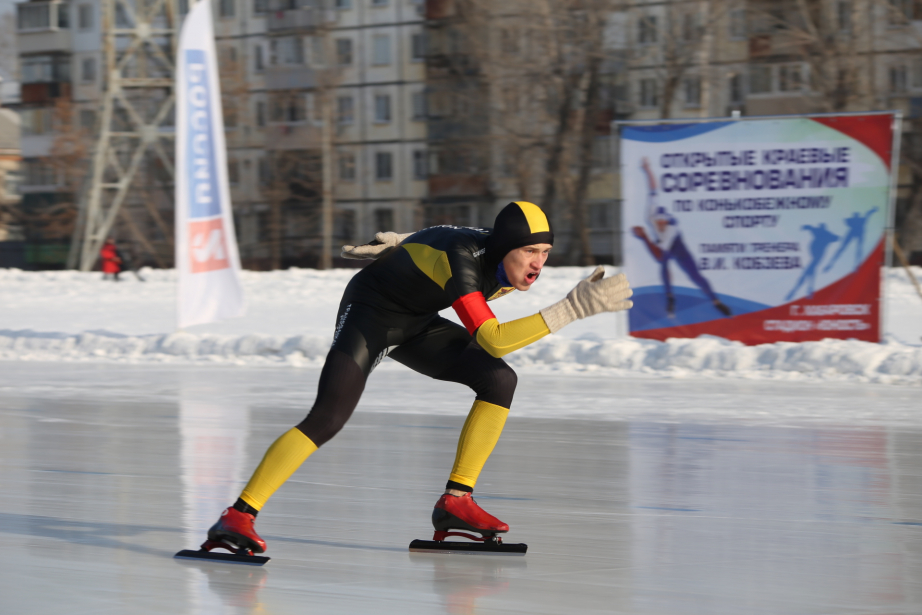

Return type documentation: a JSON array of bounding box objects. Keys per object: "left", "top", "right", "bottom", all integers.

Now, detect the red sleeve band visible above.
[{"left": 452, "top": 292, "right": 496, "bottom": 335}]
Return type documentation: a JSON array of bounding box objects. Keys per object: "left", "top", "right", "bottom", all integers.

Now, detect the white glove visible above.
[
  {"left": 539, "top": 266, "right": 633, "bottom": 333},
  {"left": 341, "top": 231, "right": 414, "bottom": 260}
]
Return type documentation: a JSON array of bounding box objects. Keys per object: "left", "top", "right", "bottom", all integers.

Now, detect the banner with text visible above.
[
  {"left": 621, "top": 115, "right": 893, "bottom": 344},
  {"left": 175, "top": 0, "right": 245, "bottom": 329}
]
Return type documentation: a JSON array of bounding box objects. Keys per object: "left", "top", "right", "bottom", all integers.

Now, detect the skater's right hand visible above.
[
  {"left": 631, "top": 226, "right": 647, "bottom": 239},
  {"left": 341, "top": 231, "right": 414, "bottom": 260},
  {"left": 539, "top": 266, "right": 633, "bottom": 333}
]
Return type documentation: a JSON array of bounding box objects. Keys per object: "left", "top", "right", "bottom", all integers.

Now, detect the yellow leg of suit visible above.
[
  {"left": 448, "top": 400, "right": 510, "bottom": 489},
  {"left": 240, "top": 428, "right": 318, "bottom": 510}
]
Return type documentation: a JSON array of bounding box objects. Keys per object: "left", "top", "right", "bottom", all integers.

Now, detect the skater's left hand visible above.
[
  {"left": 539, "top": 266, "right": 633, "bottom": 333},
  {"left": 341, "top": 231, "right": 414, "bottom": 260}
]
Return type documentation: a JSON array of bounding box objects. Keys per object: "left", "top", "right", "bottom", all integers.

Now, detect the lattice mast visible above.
[{"left": 73, "top": 0, "right": 180, "bottom": 270}]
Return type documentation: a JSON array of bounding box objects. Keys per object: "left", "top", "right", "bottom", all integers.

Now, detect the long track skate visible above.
[
  {"left": 409, "top": 493, "right": 527, "bottom": 556},
  {"left": 175, "top": 539, "right": 270, "bottom": 566}
]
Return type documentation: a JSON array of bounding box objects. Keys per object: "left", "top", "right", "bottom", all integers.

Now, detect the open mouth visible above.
[{"left": 525, "top": 272, "right": 539, "bottom": 284}]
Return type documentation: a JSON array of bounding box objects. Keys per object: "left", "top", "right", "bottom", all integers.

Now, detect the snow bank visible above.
[
  {"left": 1, "top": 327, "right": 919, "bottom": 384},
  {"left": 0, "top": 265, "right": 920, "bottom": 383}
]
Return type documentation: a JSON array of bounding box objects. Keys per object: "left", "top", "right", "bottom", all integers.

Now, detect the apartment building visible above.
[
  {"left": 204, "top": 0, "right": 429, "bottom": 267},
  {"left": 423, "top": 0, "right": 922, "bottom": 265},
  {"left": 12, "top": 0, "right": 427, "bottom": 269},
  {"left": 11, "top": 0, "right": 922, "bottom": 268}
]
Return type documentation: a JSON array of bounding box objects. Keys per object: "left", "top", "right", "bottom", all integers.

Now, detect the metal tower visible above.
[{"left": 71, "top": 0, "right": 180, "bottom": 271}]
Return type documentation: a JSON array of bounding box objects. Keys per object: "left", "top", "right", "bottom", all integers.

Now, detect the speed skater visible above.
[
  {"left": 631, "top": 157, "right": 731, "bottom": 318},
  {"left": 189, "top": 201, "right": 633, "bottom": 559}
]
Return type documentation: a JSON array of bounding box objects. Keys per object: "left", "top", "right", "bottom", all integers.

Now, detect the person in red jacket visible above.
[{"left": 99, "top": 238, "right": 123, "bottom": 281}]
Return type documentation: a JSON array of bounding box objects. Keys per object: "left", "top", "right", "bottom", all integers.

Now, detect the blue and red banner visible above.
[
  {"left": 621, "top": 114, "right": 894, "bottom": 344},
  {"left": 175, "top": 1, "right": 245, "bottom": 328}
]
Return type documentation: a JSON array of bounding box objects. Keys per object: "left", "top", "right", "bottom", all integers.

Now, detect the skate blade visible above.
[
  {"left": 174, "top": 549, "right": 270, "bottom": 566},
  {"left": 408, "top": 539, "right": 526, "bottom": 556}
]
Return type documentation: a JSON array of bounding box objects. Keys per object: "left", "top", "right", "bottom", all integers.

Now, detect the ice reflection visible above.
[
  {"left": 409, "top": 553, "right": 526, "bottom": 615},
  {"left": 629, "top": 422, "right": 922, "bottom": 611},
  {"left": 179, "top": 381, "right": 257, "bottom": 614}
]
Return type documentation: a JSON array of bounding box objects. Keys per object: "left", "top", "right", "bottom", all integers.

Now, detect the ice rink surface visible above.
[{"left": 2, "top": 361, "right": 921, "bottom": 614}]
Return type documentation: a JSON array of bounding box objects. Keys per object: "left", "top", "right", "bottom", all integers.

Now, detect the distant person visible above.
[
  {"left": 99, "top": 238, "right": 122, "bottom": 281},
  {"left": 823, "top": 207, "right": 878, "bottom": 273},
  {"left": 631, "top": 157, "right": 731, "bottom": 318},
  {"left": 786, "top": 223, "right": 840, "bottom": 301}
]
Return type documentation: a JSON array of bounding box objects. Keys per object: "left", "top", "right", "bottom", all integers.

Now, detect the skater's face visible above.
[{"left": 502, "top": 244, "right": 552, "bottom": 291}]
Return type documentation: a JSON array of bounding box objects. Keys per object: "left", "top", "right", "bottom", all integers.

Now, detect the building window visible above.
[
  {"left": 81, "top": 57, "right": 96, "bottom": 82},
  {"left": 889, "top": 0, "right": 913, "bottom": 25},
  {"left": 270, "top": 37, "right": 303, "bottom": 65},
  {"left": 219, "top": 0, "right": 235, "bottom": 18},
  {"left": 78, "top": 4, "right": 93, "bottom": 29},
  {"left": 589, "top": 202, "right": 610, "bottom": 229},
  {"left": 779, "top": 64, "right": 803, "bottom": 92},
  {"left": 228, "top": 159, "right": 240, "bottom": 185},
  {"left": 411, "top": 90, "right": 427, "bottom": 120},
  {"left": 271, "top": 94, "right": 306, "bottom": 123},
  {"left": 912, "top": 58, "right": 922, "bottom": 89},
  {"left": 20, "top": 55, "right": 70, "bottom": 84},
  {"left": 374, "top": 94, "right": 391, "bottom": 123},
  {"left": 728, "top": 73, "right": 743, "bottom": 104},
  {"left": 310, "top": 37, "right": 325, "bottom": 66},
  {"left": 411, "top": 32, "right": 426, "bottom": 61},
  {"left": 837, "top": 1, "right": 851, "bottom": 32},
  {"left": 335, "top": 0, "right": 351, "bottom": 8},
  {"left": 337, "top": 95, "right": 354, "bottom": 124},
  {"left": 334, "top": 210, "right": 356, "bottom": 242},
  {"left": 412, "top": 150, "right": 428, "bottom": 179},
  {"left": 254, "top": 44, "right": 264, "bottom": 71},
  {"left": 374, "top": 208, "right": 394, "bottom": 231},
  {"left": 372, "top": 35, "right": 391, "bottom": 65},
  {"left": 371, "top": 0, "right": 388, "bottom": 5},
  {"left": 891, "top": 64, "right": 908, "bottom": 93},
  {"left": 21, "top": 159, "right": 57, "bottom": 186},
  {"left": 500, "top": 28, "right": 519, "bottom": 54},
  {"left": 639, "top": 78, "right": 658, "bottom": 108},
  {"left": 638, "top": 15, "right": 657, "bottom": 44},
  {"left": 749, "top": 65, "right": 772, "bottom": 94},
  {"left": 256, "top": 100, "right": 266, "bottom": 127},
  {"left": 592, "top": 137, "right": 612, "bottom": 169},
  {"left": 19, "top": 108, "right": 54, "bottom": 136},
  {"left": 684, "top": 76, "right": 701, "bottom": 106},
  {"left": 254, "top": 0, "right": 268, "bottom": 14},
  {"left": 376, "top": 152, "right": 393, "bottom": 181},
  {"left": 336, "top": 38, "right": 353, "bottom": 65},
  {"left": 681, "top": 12, "right": 699, "bottom": 42},
  {"left": 18, "top": 3, "right": 51, "bottom": 30},
  {"left": 728, "top": 8, "right": 745, "bottom": 39},
  {"left": 79, "top": 109, "right": 96, "bottom": 130},
  {"left": 338, "top": 152, "right": 356, "bottom": 180}
]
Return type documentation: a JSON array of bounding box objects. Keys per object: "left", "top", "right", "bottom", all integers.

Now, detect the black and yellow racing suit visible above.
[{"left": 238, "top": 223, "right": 554, "bottom": 511}]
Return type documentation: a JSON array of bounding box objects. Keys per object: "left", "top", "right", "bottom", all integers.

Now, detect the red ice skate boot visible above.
[
  {"left": 205, "top": 507, "right": 267, "bottom": 555},
  {"left": 431, "top": 493, "right": 509, "bottom": 543}
]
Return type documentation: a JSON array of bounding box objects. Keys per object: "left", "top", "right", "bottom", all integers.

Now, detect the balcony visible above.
[
  {"left": 428, "top": 173, "right": 487, "bottom": 198},
  {"left": 20, "top": 82, "right": 71, "bottom": 104},
  {"left": 264, "top": 65, "right": 316, "bottom": 90},
  {"left": 267, "top": 8, "right": 320, "bottom": 32},
  {"left": 17, "top": 1, "right": 72, "bottom": 54}
]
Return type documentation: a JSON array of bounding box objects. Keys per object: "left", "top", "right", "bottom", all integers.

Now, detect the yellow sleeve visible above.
[{"left": 474, "top": 313, "right": 551, "bottom": 358}]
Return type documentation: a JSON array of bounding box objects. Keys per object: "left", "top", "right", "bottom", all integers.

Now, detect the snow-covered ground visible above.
[{"left": 0, "top": 265, "right": 920, "bottom": 384}]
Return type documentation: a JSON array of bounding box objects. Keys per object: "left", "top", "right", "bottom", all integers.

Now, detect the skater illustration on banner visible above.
[
  {"left": 823, "top": 207, "right": 879, "bottom": 273},
  {"left": 630, "top": 157, "right": 731, "bottom": 319},
  {"left": 785, "top": 223, "right": 840, "bottom": 301}
]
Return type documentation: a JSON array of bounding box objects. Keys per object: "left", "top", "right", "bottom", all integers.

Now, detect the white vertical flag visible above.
[{"left": 175, "top": 0, "right": 245, "bottom": 329}]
